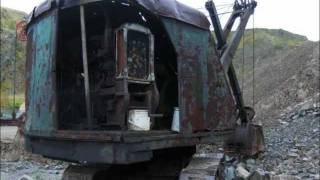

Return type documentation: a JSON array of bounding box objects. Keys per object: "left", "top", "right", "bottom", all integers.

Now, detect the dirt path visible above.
[
  {"left": 1, "top": 129, "right": 68, "bottom": 180},
  {"left": 0, "top": 161, "right": 65, "bottom": 180},
  {"left": 1, "top": 126, "right": 18, "bottom": 142}
]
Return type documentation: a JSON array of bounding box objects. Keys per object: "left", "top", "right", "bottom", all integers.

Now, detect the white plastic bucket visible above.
[
  {"left": 128, "top": 110, "right": 150, "bottom": 131},
  {"left": 171, "top": 107, "right": 180, "bottom": 132}
]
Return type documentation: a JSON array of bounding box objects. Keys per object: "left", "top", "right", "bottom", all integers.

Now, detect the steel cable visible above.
[{"left": 252, "top": 12, "right": 255, "bottom": 108}]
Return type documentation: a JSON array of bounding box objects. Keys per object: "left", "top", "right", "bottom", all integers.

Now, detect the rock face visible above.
[
  {"left": 233, "top": 29, "right": 319, "bottom": 127},
  {"left": 251, "top": 43, "right": 320, "bottom": 127}
]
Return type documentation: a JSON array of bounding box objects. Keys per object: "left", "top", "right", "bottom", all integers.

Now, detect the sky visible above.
[{"left": 1, "top": 0, "right": 319, "bottom": 41}]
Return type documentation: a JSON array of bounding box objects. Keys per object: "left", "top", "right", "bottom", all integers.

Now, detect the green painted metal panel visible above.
[{"left": 25, "top": 12, "right": 57, "bottom": 132}]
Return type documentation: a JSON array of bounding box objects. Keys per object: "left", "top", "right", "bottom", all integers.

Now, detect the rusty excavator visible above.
[{"left": 24, "top": 0, "right": 264, "bottom": 179}]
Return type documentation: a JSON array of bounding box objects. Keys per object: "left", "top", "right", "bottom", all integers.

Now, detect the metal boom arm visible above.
[
  {"left": 206, "top": 0, "right": 257, "bottom": 122},
  {"left": 221, "top": 1, "right": 257, "bottom": 72}
]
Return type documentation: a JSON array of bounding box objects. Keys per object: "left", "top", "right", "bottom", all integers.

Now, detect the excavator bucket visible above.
[{"left": 225, "top": 124, "right": 266, "bottom": 156}]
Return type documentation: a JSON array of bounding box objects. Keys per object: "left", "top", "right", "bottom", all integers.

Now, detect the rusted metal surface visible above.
[
  {"left": 221, "top": 1, "right": 257, "bottom": 72},
  {"left": 206, "top": 1, "right": 225, "bottom": 49},
  {"left": 26, "top": 129, "right": 233, "bottom": 143},
  {"left": 135, "top": 0, "right": 210, "bottom": 30},
  {"left": 0, "top": 119, "right": 19, "bottom": 126},
  {"left": 27, "top": 0, "right": 210, "bottom": 30},
  {"left": 113, "top": 23, "right": 158, "bottom": 128},
  {"left": 25, "top": 130, "right": 232, "bottom": 164},
  {"left": 16, "top": 21, "right": 28, "bottom": 41},
  {"left": 24, "top": 0, "right": 260, "bottom": 166},
  {"left": 162, "top": 19, "right": 237, "bottom": 133},
  {"left": 115, "top": 23, "right": 155, "bottom": 81},
  {"left": 25, "top": 1, "right": 238, "bottom": 132},
  {"left": 25, "top": 11, "right": 57, "bottom": 132},
  {"left": 115, "top": 29, "right": 126, "bottom": 79},
  {"left": 225, "top": 124, "right": 266, "bottom": 156},
  {"left": 207, "top": 0, "right": 257, "bottom": 124}
]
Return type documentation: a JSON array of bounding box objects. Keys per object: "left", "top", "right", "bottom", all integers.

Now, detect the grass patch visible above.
[{"left": 0, "top": 93, "right": 25, "bottom": 109}]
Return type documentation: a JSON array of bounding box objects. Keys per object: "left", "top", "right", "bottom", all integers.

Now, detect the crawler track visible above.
[{"left": 62, "top": 147, "right": 197, "bottom": 180}]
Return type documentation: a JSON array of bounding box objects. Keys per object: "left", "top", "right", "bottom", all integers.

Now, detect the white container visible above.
[
  {"left": 128, "top": 110, "right": 150, "bottom": 131},
  {"left": 171, "top": 107, "right": 180, "bottom": 132}
]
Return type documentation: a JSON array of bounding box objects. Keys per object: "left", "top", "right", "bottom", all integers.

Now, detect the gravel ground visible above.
[
  {"left": 1, "top": 135, "right": 68, "bottom": 180},
  {"left": 198, "top": 99, "right": 320, "bottom": 179},
  {"left": 0, "top": 126, "right": 18, "bottom": 142},
  {"left": 0, "top": 161, "right": 66, "bottom": 180},
  {"left": 256, "top": 101, "right": 320, "bottom": 179}
]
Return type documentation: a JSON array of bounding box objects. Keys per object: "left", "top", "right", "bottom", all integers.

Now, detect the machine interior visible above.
[{"left": 56, "top": 1, "right": 178, "bottom": 131}]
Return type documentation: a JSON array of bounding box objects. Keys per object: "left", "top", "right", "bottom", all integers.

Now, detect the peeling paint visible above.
[
  {"left": 162, "top": 19, "right": 237, "bottom": 133},
  {"left": 25, "top": 12, "right": 57, "bottom": 132}
]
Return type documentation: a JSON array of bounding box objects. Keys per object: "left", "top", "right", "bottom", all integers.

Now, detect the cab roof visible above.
[{"left": 28, "top": 0, "right": 210, "bottom": 30}]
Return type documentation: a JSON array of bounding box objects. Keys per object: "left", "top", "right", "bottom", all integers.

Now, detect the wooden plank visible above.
[{"left": 180, "top": 153, "right": 224, "bottom": 180}]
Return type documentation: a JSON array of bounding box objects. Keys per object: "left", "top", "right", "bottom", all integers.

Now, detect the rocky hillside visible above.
[
  {"left": 233, "top": 28, "right": 319, "bottom": 126},
  {"left": 1, "top": 7, "right": 26, "bottom": 30},
  {"left": 0, "top": 7, "right": 26, "bottom": 108}
]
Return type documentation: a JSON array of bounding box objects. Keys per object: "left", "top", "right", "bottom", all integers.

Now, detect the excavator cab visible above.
[{"left": 24, "top": 0, "right": 263, "bottom": 177}]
